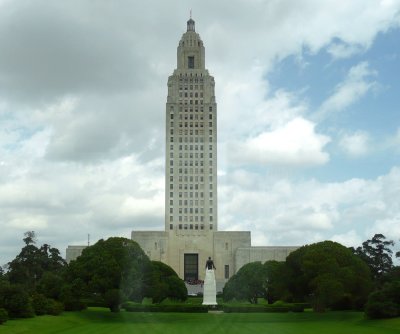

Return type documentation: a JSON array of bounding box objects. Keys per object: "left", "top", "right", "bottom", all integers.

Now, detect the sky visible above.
[{"left": 1, "top": 0, "right": 400, "bottom": 266}]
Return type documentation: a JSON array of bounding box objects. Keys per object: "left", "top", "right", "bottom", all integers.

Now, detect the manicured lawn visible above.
[{"left": 0, "top": 308, "right": 399, "bottom": 334}]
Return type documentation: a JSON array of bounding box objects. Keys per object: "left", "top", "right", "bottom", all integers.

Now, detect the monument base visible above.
[{"left": 202, "top": 269, "right": 217, "bottom": 305}]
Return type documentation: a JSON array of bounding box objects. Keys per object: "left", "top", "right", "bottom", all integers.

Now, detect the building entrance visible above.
[{"left": 184, "top": 253, "right": 198, "bottom": 281}]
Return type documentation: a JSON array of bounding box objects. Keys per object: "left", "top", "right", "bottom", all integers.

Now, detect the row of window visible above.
[
  {"left": 170, "top": 183, "right": 214, "bottom": 191},
  {"left": 170, "top": 113, "right": 212, "bottom": 121},
  {"left": 170, "top": 152, "right": 213, "bottom": 160},
  {"left": 170, "top": 199, "right": 215, "bottom": 206},
  {"left": 170, "top": 191, "right": 214, "bottom": 199},
  {"left": 179, "top": 92, "right": 204, "bottom": 98},
  {"left": 179, "top": 99, "right": 204, "bottom": 106},
  {"left": 170, "top": 121, "right": 213, "bottom": 129},
  {"left": 171, "top": 136, "right": 214, "bottom": 144},
  {"left": 173, "top": 144, "right": 213, "bottom": 151},
  {"left": 169, "top": 170, "right": 213, "bottom": 179},
  {"left": 168, "top": 157, "right": 209, "bottom": 167},
  {"left": 169, "top": 200, "right": 213, "bottom": 209},
  {"left": 169, "top": 169, "right": 213, "bottom": 177},
  {"left": 171, "top": 216, "right": 214, "bottom": 222},
  {"left": 168, "top": 106, "right": 213, "bottom": 114},
  {"left": 170, "top": 131, "right": 212, "bottom": 141},
  {"left": 169, "top": 223, "right": 213, "bottom": 230},
  {"left": 169, "top": 206, "right": 214, "bottom": 214}
]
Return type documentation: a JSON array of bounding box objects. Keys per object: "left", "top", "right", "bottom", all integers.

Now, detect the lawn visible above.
[{"left": 0, "top": 308, "right": 399, "bottom": 334}]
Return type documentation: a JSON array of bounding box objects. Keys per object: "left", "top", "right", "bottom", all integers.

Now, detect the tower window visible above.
[{"left": 188, "top": 56, "right": 194, "bottom": 69}]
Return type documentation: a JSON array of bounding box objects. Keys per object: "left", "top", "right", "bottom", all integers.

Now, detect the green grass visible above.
[{"left": 0, "top": 308, "right": 399, "bottom": 334}]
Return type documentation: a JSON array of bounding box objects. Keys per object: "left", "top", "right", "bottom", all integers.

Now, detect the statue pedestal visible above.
[{"left": 202, "top": 269, "right": 217, "bottom": 305}]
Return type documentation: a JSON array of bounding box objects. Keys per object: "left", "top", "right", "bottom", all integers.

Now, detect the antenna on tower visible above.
[
  {"left": 190, "top": 9, "right": 192, "bottom": 19},
  {"left": 87, "top": 234, "right": 90, "bottom": 247}
]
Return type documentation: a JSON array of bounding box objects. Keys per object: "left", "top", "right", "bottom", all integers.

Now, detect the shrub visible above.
[
  {"left": 0, "top": 308, "right": 8, "bottom": 325},
  {"left": 365, "top": 281, "right": 400, "bottom": 319},
  {"left": 45, "top": 299, "right": 63, "bottom": 316},
  {"left": 32, "top": 293, "right": 48, "bottom": 315},
  {"left": 0, "top": 285, "right": 34, "bottom": 318},
  {"left": 123, "top": 304, "right": 208, "bottom": 313}
]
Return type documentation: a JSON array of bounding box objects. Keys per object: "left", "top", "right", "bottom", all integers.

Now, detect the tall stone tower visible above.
[
  {"left": 131, "top": 18, "right": 256, "bottom": 286},
  {"left": 165, "top": 17, "right": 218, "bottom": 233},
  {"left": 68, "top": 18, "right": 299, "bottom": 289}
]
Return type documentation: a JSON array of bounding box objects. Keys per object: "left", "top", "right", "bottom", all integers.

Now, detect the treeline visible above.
[
  {"left": 0, "top": 232, "right": 187, "bottom": 324},
  {"left": 223, "top": 234, "right": 400, "bottom": 319}
]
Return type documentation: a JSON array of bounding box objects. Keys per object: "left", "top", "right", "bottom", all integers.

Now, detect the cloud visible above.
[
  {"left": 327, "top": 41, "right": 366, "bottom": 59},
  {"left": 219, "top": 167, "right": 400, "bottom": 248},
  {"left": 228, "top": 117, "right": 330, "bottom": 167},
  {"left": 339, "top": 131, "right": 370, "bottom": 157},
  {"left": 1, "top": 0, "right": 400, "bottom": 265},
  {"left": 330, "top": 230, "right": 363, "bottom": 247},
  {"left": 318, "top": 62, "right": 378, "bottom": 118}
]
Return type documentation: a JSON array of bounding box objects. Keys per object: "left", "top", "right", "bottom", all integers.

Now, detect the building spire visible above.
[{"left": 187, "top": 12, "right": 195, "bottom": 32}]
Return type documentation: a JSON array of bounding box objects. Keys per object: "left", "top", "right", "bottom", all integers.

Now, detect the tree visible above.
[
  {"left": 65, "top": 237, "right": 152, "bottom": 311},
  {"left": 223, "top": 262, "right": 268, "bottom": 304},
  {"left": 263, "top": 261, "right": 291, "bottom": 303},
  {"left": 148, "top": 261, "right": 187, "bottom": 303},
  {"left": 7, "top": 232, "right": 66, "bottom": 292},
  {"left": 286, "top": 241, "right": 372, "bottom": 312},
  {"left": 355, "top": 234, "right": 394, "bottom": 282},
  {"left": 353, "top": 234, "right": 394, "bottom": 284}
]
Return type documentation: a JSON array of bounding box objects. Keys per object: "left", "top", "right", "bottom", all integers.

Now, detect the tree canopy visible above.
[
  {"left": 223, "top": 262, "right": 268, "bottom": 304},
  {"left": 285, "top": 241, "right": 373, "bottom": 311},
  {"left": 65, "top": 237, "right": 153, "bottom": 310},
  {"left": 352, "top": 234, "right": 395, "bottom": 284}
]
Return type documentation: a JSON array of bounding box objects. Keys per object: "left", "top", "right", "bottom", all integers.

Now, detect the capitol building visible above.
[{"left": 67, "top": 17, "right": 298, "bottom": 289}]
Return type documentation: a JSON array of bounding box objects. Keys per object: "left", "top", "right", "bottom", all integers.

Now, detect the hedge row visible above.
[
  {"left": 124, "top": 304, "right": 209, "bottom": 313},
  {"left": 123, "top": 303, "right": 306, "bottom": 313}
]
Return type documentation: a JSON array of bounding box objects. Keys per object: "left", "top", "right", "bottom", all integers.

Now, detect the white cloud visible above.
[
  {"left": 331, "top": 230, "right": 363, "bottom": 247},
  {"left": 327, "top": 42, "right": 365, "bottom": 59},
  {"left": 318, "top": 62, "right": 378, "bottom": 118},
  {"left": 339, "top": 131, "right": 370, "bottom": 157},
  {"left": 229, "top": 117, "right": 330, "bottom": 167},
  {"left": 219, "top": 167, "right": 400, "bottom": 248},
  {"left": 369, "top": 216, "right": 400, "bottom": 240}
]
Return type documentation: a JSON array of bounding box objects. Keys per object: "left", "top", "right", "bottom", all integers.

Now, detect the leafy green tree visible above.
[
  {"left": 148, "top": 261, "right": 187, "bottom": 303},
  {"left": 353, "top": 234, "right": 395, "bottom": 284},
  {"left": 264, "top": 261, "right": 291, "bottom": 303},
  {"left": 223, "top": 262, "right": 268, "bottom": 304},
  {"left": 286, "top": 241, "right": 372, "bottom": 312},
  {"left": 7, "top": 232, "right": 66, "bottom": 292},
  {"left": 66, "top": 237, "right": 152, "bottom": 311},
  {"left": 37, "top": 272, "right": 64, "bottom": 300}
]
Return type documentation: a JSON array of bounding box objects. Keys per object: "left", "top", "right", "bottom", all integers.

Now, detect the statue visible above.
[
  {"left": 202, "top": 256, "right": 217, "bottom": 305},
  {"left": 206, "top": 256, "right": 216, "bottom": 270}
]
